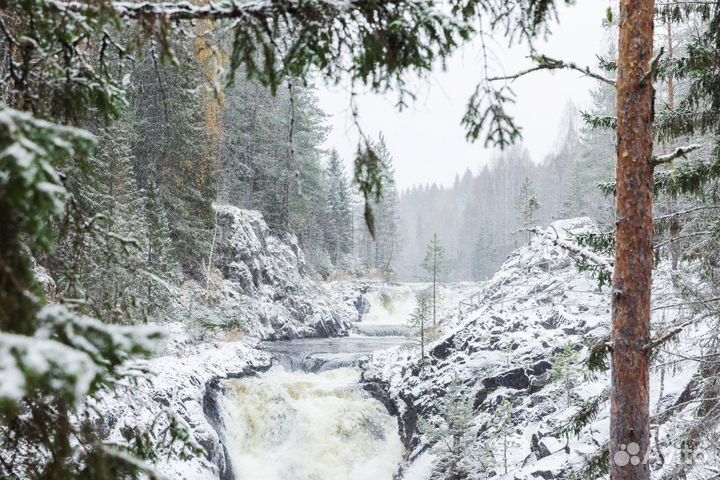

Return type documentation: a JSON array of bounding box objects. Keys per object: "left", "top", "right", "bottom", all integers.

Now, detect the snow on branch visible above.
[
  {"left": 0, "top": 332, "right": 98, "bottom": 403},
  {"left": 488, "top": 55, "right": 616, "bottom": 87},
  {"left": 50, "top": 0, "right": 358, "bottom": 20},
  {"left": 0, "top": 305, "right": 166, "bottom": 405},
  {"left": 651, "top": 143, "right": 703, "bottom": 166},
  {"left": 528, "top": 226, "right": 613, "bottom": 276},
  {"left": 36, "top": 305, "right": 165, "bottom": 367}
]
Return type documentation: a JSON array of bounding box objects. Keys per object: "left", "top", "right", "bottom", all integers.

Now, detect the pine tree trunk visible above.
[{"left": 611, "top": 1, "right": 655, "bottom": 479}]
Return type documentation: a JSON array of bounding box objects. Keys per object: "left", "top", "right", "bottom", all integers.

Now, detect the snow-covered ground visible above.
[
  {"left": 92, "top": 215, "right": 710, "bottom": 480},
  {"left": 96, "top": 325, "right": 272, "bottom": 479},
  {"left": 361, "top": 217, "right": 705, "bottom": 479}
]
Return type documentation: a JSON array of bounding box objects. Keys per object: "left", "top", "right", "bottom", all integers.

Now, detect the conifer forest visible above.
[{"left": 4, "top": 1, "right": 720, "bottom": 479}]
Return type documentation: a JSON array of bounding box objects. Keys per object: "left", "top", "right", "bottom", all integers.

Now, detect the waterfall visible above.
[
  {"left": 219, "top": 366, "right": 403, "bottom": 480},
  {"left": 360, "top": 284, "right": 422, "bottom": 325},
  {"left": 351, "top": 283, "right": 430, "bottom": 337}
]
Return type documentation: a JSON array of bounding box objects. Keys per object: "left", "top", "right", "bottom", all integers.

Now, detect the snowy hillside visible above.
[
  {"left": 94, "top": 326, "right": 272, "bottom": 480},
  {"left": 361, "top": 217, "right": 705, "bottom": 479},
  {"left": 84, "top": 207, "right": 370, "bottom": 480},
  {"left": 52, "top": 216, "right": 709, "bottom": 480},
  {"left": 174, "top": 205, "right": 357, "bottom": 339}
]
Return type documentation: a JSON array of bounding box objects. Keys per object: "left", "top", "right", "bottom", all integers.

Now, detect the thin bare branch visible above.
[
  {"left": 655, "top": 205, "right": 720, "bottom": 221},
  {"left": 654, "top": 231, "right": 714, "bottom": 249},
  {"left": 488, "top": 55, "right": 616, "bottom": 87},
  {"left": 644, "top": 318, "right": 695, "bottom": 352}
]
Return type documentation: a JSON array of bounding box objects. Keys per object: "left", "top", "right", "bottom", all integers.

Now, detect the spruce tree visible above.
[
  {"left": 421, "top": 233, "right": 449, "bottom": 325},
  {"left": 407, "top": 292, "right": 433, "bottom": 364},
  {"left": 143, "top": 180, "right": 180, "bottom": 315},
  {"left": 371, "top": 135, "right": 400, "bottom": 277},
  {"left": 325, "top": 150, "right": 353, "bottom": 269},
  {"left": 418, "top": 376, "right": 479, "bottom": 480},
  {"left": 515, "top": 176, "right": 541, "bottom": 242},
  {"left": 130, "top": 41, "right": 216, "bottom": 278},
  {"left": 58, "top": 116, "right": 150, "bottom": 324}
]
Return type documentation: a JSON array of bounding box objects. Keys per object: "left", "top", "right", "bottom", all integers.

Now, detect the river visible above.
[{"left": 218, "top": 335, "right": 407, "bottom": 480}]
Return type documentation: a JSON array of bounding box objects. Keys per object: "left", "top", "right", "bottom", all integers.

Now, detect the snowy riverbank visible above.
[
  {"left": 94, "top": 216, "right": 710, "bottom": 480},
  {"left": 361, "top": 218, "right": 704, "bottom": 479}
]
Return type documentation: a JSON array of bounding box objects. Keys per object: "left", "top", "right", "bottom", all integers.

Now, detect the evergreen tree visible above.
[
  {"left": 487, "top": 398, "right": 519, "bottom": 475},
  {"left": 218, "top": 77, "right": 335, "bottom": 275},
  {"left": 607, "top": 5, "right": 655, "bottom": 476},
  {"left": 407, "top": 292, "right": 434, "bottom": 364},
  {"left": 421, "top": 233, "right": 449, "bottom": 325},
  {"left": 130, "top": 42, "right": 216, "bottom": 278},
  {"left": 419, "top": 376, "right": 481, "bottom": 480},
  {"left": 143, "top": 180, "right": 181, "bottom": 315},
  {"left": 325, "top": 150, "right": 353, "bottom": 269},
  {"left": 515, "top": 176, "right": 540, "bottom": 242},
  {"left": 372, "top": 135, "right": 400, "bottom": 277},
  {"left": 56, "top": 117, "right": 150, "bottom": 324},
  {"left": 565, "top": 70, "right": 616, "bottom": 225},
  {"left": 352, "top": 134, "right": 400, "bottom": 278}
]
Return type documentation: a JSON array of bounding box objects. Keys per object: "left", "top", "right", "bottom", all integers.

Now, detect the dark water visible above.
[{"left": 261, "top": 335, "right": 405, "bottom": 372}]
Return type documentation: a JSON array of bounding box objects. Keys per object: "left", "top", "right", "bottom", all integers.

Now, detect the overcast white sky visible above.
[{"left": 317, "top": 2, "right": 612, "bottom": 190}]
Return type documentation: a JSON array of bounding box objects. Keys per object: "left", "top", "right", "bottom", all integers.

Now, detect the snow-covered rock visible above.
[
  {"left": 214, "top": 207, "right": 307, "bottom": 296},
  {"left": 174, "top": 205, "right": 357, "bottom": 340},
  {"left": 96, "top": 326, "right": 272, "bottom": 479},
  {"left": 361, "top": 217, "right": 703, "bottom": 479}
]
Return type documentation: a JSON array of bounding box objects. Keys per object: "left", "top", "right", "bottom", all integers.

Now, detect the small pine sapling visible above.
[
  {"left": 420, "top": 233, "right": 450, "bottom": 325},
  {"left": 407, "top": 292, "right": 435, "bottom": 366},
  {"left": 419, "top": 376, "right": 483, "bottom": 479},
  {"left": 487, "top": 397, "right": 520, "bottom": 475},
  {"left": 551, "top": 342, "right": 582, "bottom": 407}
]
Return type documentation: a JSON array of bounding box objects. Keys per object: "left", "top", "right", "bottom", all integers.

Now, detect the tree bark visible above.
[{"left": 611, "top": 1, "right": 655, "bottom": 479}]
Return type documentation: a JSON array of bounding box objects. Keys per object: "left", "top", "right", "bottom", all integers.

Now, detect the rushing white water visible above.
[
  {"left": 361, "top": 284, "right": 424, "bottom": 325},
  {"left": 220, "top": 366, "right": 403, "bottom": 480},
  {"left": 351, "top": 283, "right": 430, "bottom": 336}
]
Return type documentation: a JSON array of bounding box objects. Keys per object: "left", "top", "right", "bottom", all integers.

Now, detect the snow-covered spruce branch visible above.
[
  {"left": 48, "top": 0, "right": 386, "bottom": 21},
  {"left": 49, "top": 0, "right": 282, "bottom": 20},
  {"left": 651, "top": 143, "right": 703, "bottom": 166},
  {"left": 528, "top": 226, "right": 613, "bottom": 276},
  {"left": 488, "top": 55, "right": 615, "bottom": 87}
]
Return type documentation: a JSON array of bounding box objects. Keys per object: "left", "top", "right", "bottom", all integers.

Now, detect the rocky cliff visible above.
[
  {"left": 178, "top": 205, "right": 356, "bottom": 339},
  {"left": 362, "top": 218, "right": 702, "bottom": 480}
]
